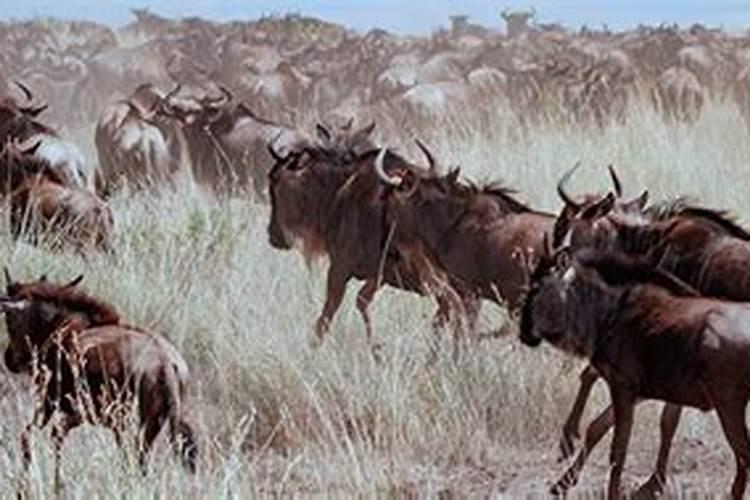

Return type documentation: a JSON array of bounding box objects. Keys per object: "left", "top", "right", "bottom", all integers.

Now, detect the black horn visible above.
[
  {"left": 557, "top": 163, "right": 582, "bottom": 209},
  {"left": 13, "top": 80, "right": 33, "bottom": 102},
  {"left": 608, "top": 164, "right": 622, "bottom": 198},
  {"left": 415, "top": 139, "right": 436, "bottom": 172}
]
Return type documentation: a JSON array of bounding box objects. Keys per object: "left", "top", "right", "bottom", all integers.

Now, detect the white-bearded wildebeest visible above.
[
  {"left": 0, "top": 140, "right": 113, "bottom": 253},
  {"left": 373, "top": 146, "right": 556, "bottom": 322},
  {"left": 166, "top": 86, "right": 310, "bottom": 200},
  {"left": 1, "top": 81, "right": 95, "bottom": 192},
  {"left": 519, "top": 246, "right": 750, "bottom": 500},
  {"left": 95, "top": 83, "right": 190, "bottom": 193},
  {"left": 267, "top": 137, "right": 470, "bottom": 358},
  {"left": 2, "top": 271, "right": 197, "bottom": 486},
  {"left": 548, "top": 165, "right": 750, "bottom": 496}
]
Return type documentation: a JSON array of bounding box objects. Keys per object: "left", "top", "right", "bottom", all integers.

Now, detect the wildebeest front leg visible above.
[
  {"left": 559, "top": 364, "right": 601, "bottom": 460},
  {"left": 313, "top": 266, "right": 349, "bottom": 347},
  {"left": 608, "top": 389, "right": 636, "bottom": 500},
  {"left": 551, "top": 403, "right": 614, "bottom": 496},
  {"left": 634, "top": 403, "right": 682, "bottom": 498},
  {"left": 355, "top": 279, "right": 384, "bottom": 359}
]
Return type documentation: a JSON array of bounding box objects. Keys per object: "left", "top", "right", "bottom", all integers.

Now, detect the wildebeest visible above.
[
  {"left": 95, "top": 83, "right": 190, "bottom": 192},
  {"left": 549, "top": 166, "right": 750, "bottom": 494},
  {"left": 0, "top": 140, "right": 113, "bottom": 252},
  {"left": 166, "top": 86, "right": 310, "bottom": 200},
  {"left": 268, "top": 138, "right": 467, "bottom": 355},
  {"left": 652, "top": 66, "right": 704, "bottom": 123},
  {"left": 2, "top": 271, "right": 197, "bottom": 479},
  {"left": 374, "top": 146, "right": 556, "bottom": 322},
  {"left": 519, "top": 247, "right": 750, "bottom": 500},
  {"left": 1, "top": 81, "right": 95, "bottom": 191}
]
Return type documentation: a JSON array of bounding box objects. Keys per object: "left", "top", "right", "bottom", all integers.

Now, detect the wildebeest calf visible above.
[
  {"left": 520, "top": 247, "right": 750, "bottom": 500},
  {"left": 1, "top": 270, "right": 197, "bottom": 480}
]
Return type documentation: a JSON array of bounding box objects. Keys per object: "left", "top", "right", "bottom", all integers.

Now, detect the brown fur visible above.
[
  {"left": 268, "top": 146, "right": 469, "bottom": 355},
  {"left": 521, "top": 248, "right": 750, "bottom": 499},
  {"left": 380, "top": 162, "right": 555, "bottom": 312},
  {"left": 0, "top": 148, "right": 113, "bottom": 252},
  {"left": 2, "top": 275, "right": 197, "bottom": 475}
]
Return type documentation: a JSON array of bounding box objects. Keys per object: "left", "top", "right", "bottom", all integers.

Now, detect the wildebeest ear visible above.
[
  {"left": 64, "top": 275, "right": 84, "bottom": 288},
  {"left": 581, "top": 192, "right": 616, "bottom": 219},
  {"left": 316, "top": 123, "right": 331, "bottom": 144},
  {"left": 623, "top": 190, "right": 649, "bottom": 211},
  {"left": 353, "top": 122, "right": 376, "bottom": 140},
  {"left": 555, "top": 248, "right": 572, "bottom": 272},
  {"left": 0, "top": 298, "right": 29, "bottom": 312},
  {"left": 38, "top": 274, "right": 48, "bottom": 282}
]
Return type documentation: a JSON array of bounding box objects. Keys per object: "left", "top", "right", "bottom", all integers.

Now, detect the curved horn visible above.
[
  {"left": 13, "top": 80, "right": 33, "bottom": 102},
  {"left": 415, "top": 139, "right": 435, "bottom": 172},
  {"left": 164, "top": 83, "right": 182, "bottom": 102},
  {"left": 267, "top": 131, "right": 285, "bottom": 163},
  {"left": 374, "top": 148, "right": 401, "bottom": 186},
  {"left": 3, "top": 267, "right": 11, "bottom": 285},
  {"left": 608, "top": 164, "right": 622, "bottom": 198},
  {"left": 557, "top": 163, "right": 582, "bottom": 209},
  {"left": 218, "top": 85, "right": 234, "bottom": 103},
  {"left": 64, "top": 275, "right": 84, "bottom": 288}
]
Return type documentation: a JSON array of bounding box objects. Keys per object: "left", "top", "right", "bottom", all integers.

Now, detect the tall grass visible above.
[{"left": 0, "top": 98, "right": 747, "bottom": 497}]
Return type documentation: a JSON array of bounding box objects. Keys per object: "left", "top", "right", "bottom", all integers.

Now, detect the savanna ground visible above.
[{"left": 0, "top": 97, "right": 747, "bottom": 498}]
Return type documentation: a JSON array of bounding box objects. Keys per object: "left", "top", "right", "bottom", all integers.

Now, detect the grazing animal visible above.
[
  {"left": 1, "top": 81, "right": 95, "bottom": 192},
  {"left": 95, "top": 83, "right": 190, "bottom": 192},
  {"left": 268, "top": 139, "right": 467, "bottom": 356},
  {"left": 550, "top": 166, "right": 750, "bottom": 494},
  {"left": 519, "top": 247, "right": 750, "bottom": 500},
  {"left": 1, "top": 271, "right": 197, "bottom": 479},
  {"left": 167, "top": 86, "right": 310, "bottom": 200},
  {"left": 0, "top": 141, "right": 113, "bottom": 253},
  {"left": 374, "top": 146, "right": 556, "bottom": 319}
]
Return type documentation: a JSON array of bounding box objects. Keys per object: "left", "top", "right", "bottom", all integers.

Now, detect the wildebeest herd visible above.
[{"left": 3, "top": 11, "right": 750, "bottom": 500}]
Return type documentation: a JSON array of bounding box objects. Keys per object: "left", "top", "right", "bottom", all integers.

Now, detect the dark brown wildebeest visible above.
[
  {"left": 0, "top": 140, "right": 113, "bottom": 253},
  {"left": 268, "top": 139, "right": 468, "bottom": 356},
  {"left": 1, "top": 271, "right": 197, "bottom": 481},
  {"left": 95, "top": 83, "right": 190, "bottom": 192},
  {"left": 167, "top": 86, "right": 310, "bottom": 200},
  {"left": 0, "top": 81, "right": 95, "bottom": 192},
  {"left": 519, "top": 246, "right": 750, "bottom": 500},
  {"left": 549, "top": 166, "right": 750, "bottom": 495},
  {"left": 373, "top": 146, "right": 556, "bottom": 321}
]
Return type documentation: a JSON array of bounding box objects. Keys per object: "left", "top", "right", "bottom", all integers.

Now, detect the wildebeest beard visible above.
[{"left": 521, "top": 262, "right": 627, "bottom": 358}]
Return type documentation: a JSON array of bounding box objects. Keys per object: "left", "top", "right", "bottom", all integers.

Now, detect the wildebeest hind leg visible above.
[
  {"left": 634, "top": 403, "right": 682, "bottom": 499},
  {"left": 559, "top": 365, "right": 601, "bottom": 461},
  {"left": 714, "top": 399, "right": 750, "bottom": 499}
]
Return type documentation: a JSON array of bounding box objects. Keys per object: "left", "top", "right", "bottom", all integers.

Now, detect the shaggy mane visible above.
[
  {"left": 13, "top": 283, "right": 121, "bottom": 326},
  {"left": 646, "top": 197, "right": 750, "bottom": 241},
  {"left": 576, "top": 249, "right": 699, "bottom": 297}
]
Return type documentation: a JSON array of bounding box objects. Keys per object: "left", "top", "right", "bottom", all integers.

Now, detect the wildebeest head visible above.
[
  {"left": 373, "top": 145, "right": 452, "bottom": 244},
  {"left": 313, "top": 119, "right": 376, "bottom": 165},
  {"left": 266, "top": 141, "right": 351, "bottom": 254},
  {"left": 519, "top": 245, "right": 697, "bottom": 355},
  {"left": 552, "top": 164, "right": 649, "bottom": 249},
  {"left": 1, "top": 270, "right": 94, "bottom": 373},
  {"left": 0, "top": 81, "right": 52, "bottom": 141}
]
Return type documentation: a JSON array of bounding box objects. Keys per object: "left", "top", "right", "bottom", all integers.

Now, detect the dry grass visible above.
[{"left": 1, "top": 97, "right": 748, "bottom": 498}]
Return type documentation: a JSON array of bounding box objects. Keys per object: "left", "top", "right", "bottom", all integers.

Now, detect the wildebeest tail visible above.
[{"left": 163, "top": 362, "right": 198, "bottom": 472}]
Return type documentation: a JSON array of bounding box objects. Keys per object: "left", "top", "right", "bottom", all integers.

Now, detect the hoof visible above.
[
  {"left": 308, "top": 332, "right": 324, "bottom": 349},
  {"left": 370, "top": 342, "right": 385, "bottom": 363},
  {"left": 633, "top": 474, "right": 666, "bottom": 499},
  {"left": 558, "top": 432, "right": 578, "bottom": 462}
]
